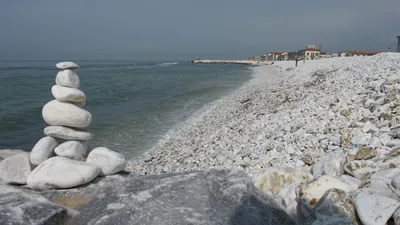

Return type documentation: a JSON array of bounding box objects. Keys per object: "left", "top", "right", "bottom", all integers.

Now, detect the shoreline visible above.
[{"left": 127, "top": 63, "right": 286, "bottom": 174}]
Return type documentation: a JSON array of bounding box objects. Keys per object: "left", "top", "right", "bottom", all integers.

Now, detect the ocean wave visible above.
[{"left": 157, "top": 62, "right": 178, "bottom": 66}]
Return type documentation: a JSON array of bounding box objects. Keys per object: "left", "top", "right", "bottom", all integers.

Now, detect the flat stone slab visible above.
[
  {"left": 63, "top": 169, "right": 295, "bottom": 225},
  {"left": 44, "top": 126, "right": 92, "bottom": 141}
]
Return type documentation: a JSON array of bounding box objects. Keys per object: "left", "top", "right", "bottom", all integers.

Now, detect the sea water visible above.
[{"left": 0, "top": 60, "right": 253, "bottom": 159}]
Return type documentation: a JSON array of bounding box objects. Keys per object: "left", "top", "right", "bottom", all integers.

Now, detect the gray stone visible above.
[
  {"left": 304, "top": 188, "right": 361, "bottom": 225},
  {"left": 56, "top": 61, "right": 79, "bottom": 70},
  {"left": 64, "top": 169, "right": 295, "bottom": 225},
  {"left": 30, "top": 136, "right": 58, "bottom": 166},
  {"left": 0, "top": 185, "right": 69, "bottom": 225},
  {"left": 367, "top": 136, "right": 382, "bottom": 148},
  {"left": 44, "top": 126, "right": 92, "bottom": 141},
  {"left": 0, "top": 154, "right": 31, "bottom": 184}
]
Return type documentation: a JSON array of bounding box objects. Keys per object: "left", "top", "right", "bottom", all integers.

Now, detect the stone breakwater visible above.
[
  {"left": 191, "top": 59, "right": 272, "bottom": 65},
  {"left": 0, "top": 62, "right": 126, "bottom": 191},
  {"left": 129, "top": 53, "right": 400, "bottom": 224}
]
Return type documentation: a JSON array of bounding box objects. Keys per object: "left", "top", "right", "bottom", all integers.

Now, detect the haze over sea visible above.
[{"left": 0, "top": 60, "right": 253, "bottom": 158}]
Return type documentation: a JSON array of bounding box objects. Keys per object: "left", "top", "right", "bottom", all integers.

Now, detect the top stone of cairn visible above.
[{"left": 56, "top": 61, "right": 79, "bottom": 70}]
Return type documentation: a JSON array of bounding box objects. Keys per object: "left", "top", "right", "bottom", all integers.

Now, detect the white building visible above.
[{"left": 298, "top": 45, "right": 320, "bottom": 60}]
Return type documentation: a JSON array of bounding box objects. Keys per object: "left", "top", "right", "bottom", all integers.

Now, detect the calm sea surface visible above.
[{"left": 0, "top": 60, "right": 253, "bottom": 159}]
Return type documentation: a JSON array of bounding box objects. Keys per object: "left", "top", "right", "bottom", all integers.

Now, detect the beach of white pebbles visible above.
[{"left": 128, "top": 53, "right": 400, "bottom": 224}]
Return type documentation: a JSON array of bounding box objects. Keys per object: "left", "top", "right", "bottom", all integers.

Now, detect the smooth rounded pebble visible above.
[
  {"left": 56, "top": 61, "right": 79, "bottom": 70},
  {"left": 51, "top": 85, "right": 86, "bottom": 105},
  {"left": 86, "top": 147, "right": 126, "bottom": 176},
  {"left": 0, "top": 154, "right": 32, "bottom": 184},
  {"left": 54, "top": 141, "right": 88, "bottom": 161},
  {"left": 44, "top": 126, "right": 92, "bottom": 141},
  {"left": 27, "top": 156, "right": 100, "bottom": 190},
  {"left": 56, "top": 69, "right": 80, "bottom": 88},
  {"left": 42, "top": 100, "right": 92, "bottom": 128},
  {"left": 30, "top": 136, "right": 58, "bottom": 166}
]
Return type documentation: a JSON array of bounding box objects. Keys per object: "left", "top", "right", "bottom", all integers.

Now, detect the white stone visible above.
[
  {"left": 370, "top": 168, "right": 400, "bottom": 183},
  {"left": 354, "top": 191, "right": 400, "bottom": 225},
  {"left": 27, "top": 156, "right": 100, "bottom": 190},
  {"left": 344, "top": 160, "right": 379, "bottom": 180},
  {"left": 392, "top": 174, "right": 400, "bottom": 189},
  {"left": 55, "top": 69, "right": 80, "bottom": 88},
  {"left": 30, "top": 136, "right": 58, "bottom": 166},
  {"left": 51, "top": 85, "right": 86, "bottom": 105},
  {"left": 312, "top": 151, "right": 344, "bottom": 179},
  {"left": 278, "top": 184, "right": 304, "bottom": 224},
  {"left": 0, "top": 154, "right": 31, "bottom": 184},
  {"left": 379, "top": 134, "right": 392, "bottom": 146},
  {"left": 340, "top": 175, "right": 361, "bottom": 189},
  {"left": 0, "top": 149, "right": 29, "bottom": 160},
  {"left": 367, "top": 136, "right": 382, "bottom": 148},
  {"left": 44, "top": 126, "right": 92, "bottom": 141},
  {"left": 56, "top": 61, "right": 79, "bottom": 70},
  {"left": 362, "top": 121, "right": 373, "bottom": 133},
  {"left": 86, "top": 147, "right": 126, "bottom": 176},
  {"left": 387, "top": 139, "right": 400, "bottom": 147},
  {"left": 42, "top": 100, "right": 92, "bottom": 128},
  {"left": 297, "top": 175, "right": 353, "bottom": 212},
  {"left": 54, "top": 141, "right": 88, "bottom": 161}
]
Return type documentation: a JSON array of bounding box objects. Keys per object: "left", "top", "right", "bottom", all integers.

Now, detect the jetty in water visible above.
[{"left": 190, "top": 60, "right": 272, "bottom": 65}]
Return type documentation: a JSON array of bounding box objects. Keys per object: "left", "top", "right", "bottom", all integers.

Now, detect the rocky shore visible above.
[
  {"left": 128, "top": 53, "right": 400, "bottom": 224},
  {"left": 3, "top": 54, "right": 400, "bottom": 224}
]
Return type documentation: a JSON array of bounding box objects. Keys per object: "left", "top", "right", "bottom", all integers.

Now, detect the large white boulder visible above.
[
  {"left": 56, "top": 61, "right": 79, "bottom": 70},
  {"left": 354, "top": 190, "right": 400, "bottom": 225},
  {"left": 0, "top": 154, "right": 32, "bottom": 184},
  {"left": 55, "top": 69, "right": 80, "bottom": 88},
  {"left": 51, "top": 85, "right": 86, "bottom": 106},
  {"left": 44, "top": 126, "right": 92, "bottom": 141},
  {"left": 30, "top": 136, "right": 58, "bottom": 166},
  {"left": 54, "top": 141, "right": 88, "bottom": 161},
  {"left": 86, "top": 147, "right": 126, "bottom": 176},
  {"left": 42, "top": 100, "right": 92, "bottom": 128},
  {"left": 27, "top": 156, "right": 100, "bottom": 190}
]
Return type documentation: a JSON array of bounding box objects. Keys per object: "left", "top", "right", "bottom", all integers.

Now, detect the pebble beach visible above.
[{"left": 128, "top": 53, "right": 400, "bottom": 224}]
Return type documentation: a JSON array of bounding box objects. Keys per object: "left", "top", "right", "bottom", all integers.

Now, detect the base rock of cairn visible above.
[{"left": 0, "top": 61, "right": 126, "bottom": 190}]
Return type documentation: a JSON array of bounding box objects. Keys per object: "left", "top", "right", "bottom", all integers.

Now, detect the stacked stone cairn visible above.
[{"left": 0, "top": 62, "right": 126, "bottom": 190}]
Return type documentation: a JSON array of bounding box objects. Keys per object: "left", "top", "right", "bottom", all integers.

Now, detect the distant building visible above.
[
  {"left": 254, "top": 56, "right": 261, "bottom": 61},
  {"left": 397, "top": 36, "right": 400, "bottom": 52},
  {"left": 320, "top": 52, "right": 333, "bottom": 58},
  {"left": 297, "top": 45, "right": 320, "bottom": 60},
  {"left": 339, "top": 51, "right": 381, "bottom": 57},
  {"left": 288, "top": 52, "right": 298, "bottom": 60}
]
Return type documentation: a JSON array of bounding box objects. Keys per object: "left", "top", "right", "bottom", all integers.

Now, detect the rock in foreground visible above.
[
  {"left": 0, "top": 185, "right": 69, "bottom": 225},
  {"left": 27, "top": 157, "right": 100, "bottom": 190},
  {"left": 65, "top": 169, "right": 295, "bottom": 225}
]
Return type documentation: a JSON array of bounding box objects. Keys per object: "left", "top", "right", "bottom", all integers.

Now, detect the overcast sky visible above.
[{"left": 1, "top": 0, "right": 399, "bottom": 60}]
